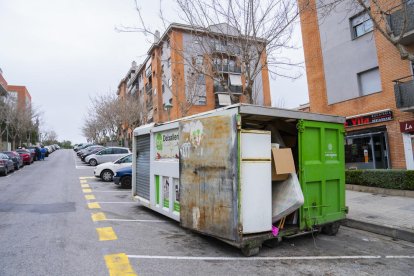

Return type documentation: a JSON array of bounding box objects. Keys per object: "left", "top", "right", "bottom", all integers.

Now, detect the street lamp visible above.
[{"left": 164, "top": 102, "right": 173, "bottom": 121}]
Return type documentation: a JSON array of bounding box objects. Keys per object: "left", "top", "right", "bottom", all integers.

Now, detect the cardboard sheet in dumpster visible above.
[{"left": 179, "top": 115, "right": 238, "bottom": 242}]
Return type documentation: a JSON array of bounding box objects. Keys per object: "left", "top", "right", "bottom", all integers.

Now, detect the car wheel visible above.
[
  {"left": 3, "top": 168, "right": 8, "bottom": 176},
  {"left": 120, "top": 176, "right": 132, "bottom": 188},
  {"left": 14, "top": 164, "right": 19, "bottom": 170},
  {"left": 89, "top": 159, "right": 98, "bottom": 166},
  {"left": 100, "top": 170, "right": 114, "bottom": 182}
]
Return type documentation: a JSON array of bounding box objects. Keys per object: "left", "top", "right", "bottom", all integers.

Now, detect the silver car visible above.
[{"left": 85, "top": 147, "right": 131, "bottom": 166}]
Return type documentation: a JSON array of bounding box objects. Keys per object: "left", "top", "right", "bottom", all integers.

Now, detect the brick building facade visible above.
[
  {"left": 300, "top": 0, "right": 414, "bottom": 169},
  {"left": 118, "top": 23, "right": 271, "bottom": 124}
]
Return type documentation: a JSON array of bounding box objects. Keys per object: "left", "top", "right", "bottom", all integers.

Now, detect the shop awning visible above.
[
  {"left": 218, "top": 94, "right": 231, "bottom": 106},
  {"left": 229, "top": 74, "right": 242, "bottom": 86}
]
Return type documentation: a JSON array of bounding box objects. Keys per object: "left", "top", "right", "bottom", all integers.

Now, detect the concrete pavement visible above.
[
  {"left": 0, "top": 150, "right": 413, "bottom": 275},
  {"left": 344, "top": 190, "right": 414, "bottom": 242}
]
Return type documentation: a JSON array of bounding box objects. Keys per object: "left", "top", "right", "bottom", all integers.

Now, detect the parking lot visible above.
[{"left": 0, "top": 149, "right": 413, "bottom": 275}]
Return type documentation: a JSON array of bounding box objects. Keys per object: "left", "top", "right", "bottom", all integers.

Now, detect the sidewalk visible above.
[{"left": 343, "top": 190, "right": 414, "bottom": 242}]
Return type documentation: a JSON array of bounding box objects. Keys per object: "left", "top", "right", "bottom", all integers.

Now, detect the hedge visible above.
[{"left": 346, "top": 170, "right": 414, "bottom": 191}]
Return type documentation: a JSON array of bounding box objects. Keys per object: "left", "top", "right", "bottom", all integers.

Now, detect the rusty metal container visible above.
[{"left": 132, "top": 104, "right": 346, "bottom": 256}]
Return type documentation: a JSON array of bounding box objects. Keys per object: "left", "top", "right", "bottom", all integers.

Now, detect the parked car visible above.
[
  {"left": 76, "top": 143, "right": 93, "bottom": 152},
  {"left": 93, "top": 154, "right": 132, "bottom": 182},
  {"left": 27, "top": 146, "right": 41, "bottom": 161},
  {"left": 0, "top": 153, "right": 15, "bottom": 176},
  {"left": 25, "top": 148, "right": 37, "bottom": 161},
  {"left": 74, "top": 143, "right": 88, "bottom": 152},
  {"left": 113, "top": 166, "right": 132, "bottom": 188},
  {"left": 81, "top": 147, "right": 106, "bottom": 162},
  {"left": 85, "top": 147, "right": 131, "bottom": 166},
  {"left": 16, "top": 149, "right": 33, "bottom": 165},
  {"left": 2, "top": 151, "right": 23, "bottom": 170},
  {"left": 77, "top": 145, "right": 102, "bottom": 157}
]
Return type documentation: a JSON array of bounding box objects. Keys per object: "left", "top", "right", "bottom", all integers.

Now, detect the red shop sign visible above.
[
  {"left": 345, "top": 110, "right": 393, "bottom": 127},
  {"left": 400, "top": 120, "right": 414, "bottom": 133}
]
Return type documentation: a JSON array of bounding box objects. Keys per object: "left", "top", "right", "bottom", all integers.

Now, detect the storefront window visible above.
[{"left": 345, "top": 131, "right": 389, "bottom": 169}]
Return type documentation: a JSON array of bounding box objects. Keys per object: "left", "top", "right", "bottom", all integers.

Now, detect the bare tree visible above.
[
  {"left": 120, "top": 0, "right": 305, "bottom": 106},
  {"left": 118, "top": 93, "right": 143, "bottom": 147},
  {"left": 317, "top": 0, "right": 414, "bottom": 61},
  {"left": 83, "top": 92, "right": 143, "bottom": 146},
  {"left": 1, "top": 96, "right": 41, "bottom": 148}
]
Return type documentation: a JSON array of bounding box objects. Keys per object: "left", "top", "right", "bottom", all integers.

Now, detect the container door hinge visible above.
[{"left": 297, "top": 120, "right": 305, "bottom": 133}]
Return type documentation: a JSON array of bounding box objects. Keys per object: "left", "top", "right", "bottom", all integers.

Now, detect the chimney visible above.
[{"left": 154, "top": 30, "right": 160, "bottom": 43}]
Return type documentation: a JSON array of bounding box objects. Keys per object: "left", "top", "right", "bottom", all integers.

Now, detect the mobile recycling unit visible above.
[{"left": 132, "top": 104, "right": 347, "bottom": 256}]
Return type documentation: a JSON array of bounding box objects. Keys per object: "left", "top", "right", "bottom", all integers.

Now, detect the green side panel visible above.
[
  {"left": 155, "top": 175, "right": 160, "bottom": 205},
  {"left": 164, "top": 199, "right": 169, "bottom": 208},
  {"left": 174, "top": 202, "right": 180, "bottom": 212},
  {"left": 298, "top": 120, "right": 346, "bottom": 230}
]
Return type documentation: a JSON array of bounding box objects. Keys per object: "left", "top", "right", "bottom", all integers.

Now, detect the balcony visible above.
[
  {"left": 145, "top": 84, "right": 152, "bottom": 94},
  {"left": 213, "top": 84, "right": 226, "bottom": 93},
  {"left": 146, "top": 94, "right": 153, "bottom": 110},
  {"left": 213, "top": 64, "right": 242, "bottom": 74},
  {"left": 212, "top": 43, "right": 241, "bottom": 56},
  {"left": 388, "top": 3, "right": 414, "bottom": 45},
  {"left": 394, "top": 75, "right": 414, "bottom": 112},
  {"left": 145, "top": 66, "right": 152, "bottom": 78},
  {"left": 213, "top": 84, "right": 242, "bottom": 94},
  {"left": 229, "top": 85, "right": 242, "bottom": 94}
]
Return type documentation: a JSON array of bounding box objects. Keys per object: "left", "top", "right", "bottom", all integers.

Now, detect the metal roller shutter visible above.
[{"left": 136, "top": 134, "right": 150, "bottom": 200}]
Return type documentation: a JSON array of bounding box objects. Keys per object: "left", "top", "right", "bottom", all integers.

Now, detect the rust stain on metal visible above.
[{"left": 179, "top": 115, "right": 237, "bottom": 241}]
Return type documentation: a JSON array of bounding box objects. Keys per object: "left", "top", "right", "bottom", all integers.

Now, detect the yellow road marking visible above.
[
  {"left": 83, "top": 188, "right": 92, "bottom": 193},
  {"left": 88, "top": 202, "right": 101, "bottom": 209},
  {"left": 81, "top": 184, "right": 90, "bottom": 188},
  {"left": 80, "top": 180, "right": 88, "bottom": 184},
  {"left": 79, "top": 176, "right": 94, "bottom": 179},
  {"left": 91, "top": 212, "right": 107, "bottom": 222},
  {"left": 85, "top": 194, "right": 96, "bottom": 200},
  {"left": 104, "top": 253, "right": 137, "bottom": 276},
  {"left": 96, "top": 227, "right": 118, "bottom": 241}
]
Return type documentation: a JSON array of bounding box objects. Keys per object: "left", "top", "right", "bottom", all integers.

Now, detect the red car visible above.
[{"left": 16, "top": 149, "right": 33, "bottom": 165}]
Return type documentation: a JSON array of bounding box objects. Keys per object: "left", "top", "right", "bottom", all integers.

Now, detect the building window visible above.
[
  {"left": 358, "top": 67, "right": 381, "bottom": 96},
  {"left": 195, "top": 55, "right": 203, "bottom": 66},
  {"left": 162, "top": 84, "right": 165, "bottom": 94},
  {"left": 167, "top": 58, "right": 171, "bottom": 68},
  {"left": 351, "top": 11, "right": 373, "bottom": 38}
]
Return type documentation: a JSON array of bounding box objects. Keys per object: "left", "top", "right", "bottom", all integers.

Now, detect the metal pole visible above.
[{"left": 6, "top": 121, "right": 9, "bottom": 150}]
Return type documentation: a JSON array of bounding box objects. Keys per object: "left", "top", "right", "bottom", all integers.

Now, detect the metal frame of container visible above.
[{"left": 132, "top": 104, "right": 346, "bottom": 256}]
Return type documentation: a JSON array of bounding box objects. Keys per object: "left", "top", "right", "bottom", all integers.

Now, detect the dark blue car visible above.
[{"left": 113, "top": 166, "right": 132, "bottom": 188}]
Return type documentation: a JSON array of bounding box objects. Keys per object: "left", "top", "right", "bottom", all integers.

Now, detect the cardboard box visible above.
[{"left": 271, "top": 148, "right": 295, "bottom": 181}]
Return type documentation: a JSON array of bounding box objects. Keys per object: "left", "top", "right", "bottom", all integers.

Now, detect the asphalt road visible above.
[{"left": 0, "top": 149, "right": 413, "bottom": 275}]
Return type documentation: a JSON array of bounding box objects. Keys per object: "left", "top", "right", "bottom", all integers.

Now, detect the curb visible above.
[
  {"left": 346, "top": 184, "right": 414, "bottom": 198},
  {"left": 342, "top": 218, "right": 414, "bottom": 243}
]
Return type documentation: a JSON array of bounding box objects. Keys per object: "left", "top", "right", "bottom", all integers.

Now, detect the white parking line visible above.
[
  {"left": 96, "top": 202, "right": 136, "bottom": 204},
  {"left": 385, "top": 255, "right": 414, "bottom": 259},
  {"left": 105, "top": 219, "right": 167, "bottom": 223},
  {"left": 92, "top": 191, "right": 130, "bottom": 193},
  {"left": 126, "top": 255, "right": 392, "bottom": 261}
]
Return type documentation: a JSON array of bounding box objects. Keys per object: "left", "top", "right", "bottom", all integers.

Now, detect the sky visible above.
[{"left": 0, "top": 0, "right": 308, "bottom": 144}]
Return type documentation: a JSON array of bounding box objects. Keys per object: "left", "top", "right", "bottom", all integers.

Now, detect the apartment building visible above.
[
  {"left": 6, "top": 85, "right": 31, "bottom": 111},
  {"left": 118, "top": 22, "right": 271, "bottom": 126},
  {"left": 300, "top": 0, "right": 414, "bottom": 169},
  {"left": 0, "top": 68, "right": 8, "bottom": 98}
]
